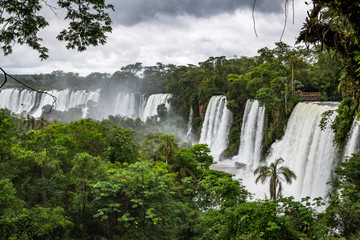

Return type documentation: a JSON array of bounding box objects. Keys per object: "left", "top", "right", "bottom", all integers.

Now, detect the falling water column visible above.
[
  {"left": 236, "top": 99, "right": 266, "bottom": 169},
  {"left": 199, "top": 95, "right": 232, "bottom": 159}
]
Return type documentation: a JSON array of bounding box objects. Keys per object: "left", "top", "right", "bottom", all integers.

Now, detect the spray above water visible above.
[
  {"left": 0, "top": 88, "right": 173, "bottom": 122},
  {"left": 0, "top": 88, "right": 100, "bottom": 118}
]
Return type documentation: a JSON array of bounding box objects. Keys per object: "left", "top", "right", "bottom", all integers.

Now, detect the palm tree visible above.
[
  {"left": 157, "top": 134, "right": 179, "bottom": 164},
  {"left": 254, "top": 158, "right": 296, "bottom": 200}
]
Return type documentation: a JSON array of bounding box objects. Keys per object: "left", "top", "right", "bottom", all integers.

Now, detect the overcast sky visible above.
[{"left": 3, "top": 0, "right": 311, "bottom": 76}]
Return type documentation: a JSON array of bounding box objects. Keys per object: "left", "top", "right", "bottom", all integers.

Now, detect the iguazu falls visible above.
[{"left": 2, "top": 1, "right": 360, "bottom": 239}]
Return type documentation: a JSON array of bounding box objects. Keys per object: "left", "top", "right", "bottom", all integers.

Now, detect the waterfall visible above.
[
  {"left": 113, "top": 92, "right": 139, "bottom": 118},
  {"left": 0, "top": 88, "right": 38, "bottom": 114},
  {"left": 266, "top": 102, "right": 339, "bottom": 200},
  {"left": 343, "top": 117, "right": 360, "bottom": 160},
  {"left": 0, "top": 88, "right": 100, "bottom": 118},
  {"left": 138, "top": 94, "right": 146, "bottom": 119},
  {"left": 211, "top": 101, "right": 340, "bottom": 201},
  {"left": 236, "top": 99, "right": 265, "bottom": 169},
  {"left": 141, "top": 93, "right": 171, "bottom": 121},
  {"left": 199, "top": 96, "right": 232, "bottom": 159},
  {"left": 91, "top": 90, "right": 145, "bottom": 120},
  {"left": 185, "top": 107, "right": 193, "bottom": 141}
]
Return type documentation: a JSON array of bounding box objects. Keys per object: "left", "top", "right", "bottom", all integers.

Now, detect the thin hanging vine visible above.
[{"left": 0, "top": 67, "right": 57, "bottom": 113}]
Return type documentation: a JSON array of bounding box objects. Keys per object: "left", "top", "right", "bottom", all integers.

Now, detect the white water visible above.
[
  {"left": 90, "top": 91, "right": 146, "bottom": 120},
  {"left": 113, "top": 92, "right": 140, "bottom": 118},
  {"left": 343, "top": 117, "right": 360, "bottom": 160},
  {"left": 185, "top": 107, "right": 193, "bottom": 141},
  {"left": 199, "top": 96, "right": 232, "bottom": 159},
  {"left": 236, "top": 100, "right": 266, "bottom": 169},
  {"left": 265, "top": 102, "right": 339, "bottom": 200},
  {"left": 0, "top": 89, "right": 173, "bottom": 122},
  {"left": 0, "top": 88, "right": 100, "bottom": 118},
  {"left": 212, "top": 101, "right": 340, "bottom": 201},
  {"left": 142, "top": 93, "right": 171, "bottom": 121}
]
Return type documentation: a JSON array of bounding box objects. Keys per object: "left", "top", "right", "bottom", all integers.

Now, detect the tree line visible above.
[{"left": 1, "top": 107, "right": 360, "bottom": 239}]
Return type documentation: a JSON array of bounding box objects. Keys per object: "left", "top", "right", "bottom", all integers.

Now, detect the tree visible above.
[
  {"left": 107, "top": 126, "right": 139, "bottom": 164},
  {"left": 170, "top": 149, "right": 197, "bottom": 180},
  {"left": 297, "top": 1, "right": 360, "bottom": 99},
  {"left": 254, "top": 158, "right": 296, "bottom": 200},
  {"left": 0, "top": 0, "right": 114, "bottom": 60},
  {"left": 323, "top": 152, "right": 360, "bottom": 238},
  {"left": 93, "top": 161, "right": 191, "bottom": 240},
  {"left": 157, "top": 134, "right": 179, "bottom": 164},
  {"left": 156, "top": 103, "right": 168, "bottom": 121}
]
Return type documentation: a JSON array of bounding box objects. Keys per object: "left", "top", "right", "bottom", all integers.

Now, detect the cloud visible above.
[
  {"left": 2, "top": 1, "right": 311, "bottom": 76},
  {"left": 109, "top": 0, "right": 286, "bottom": 26}
]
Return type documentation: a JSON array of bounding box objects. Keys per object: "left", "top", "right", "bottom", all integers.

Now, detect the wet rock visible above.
[{"left": 235, "top": 162, "right": 246, "bottom": 169}]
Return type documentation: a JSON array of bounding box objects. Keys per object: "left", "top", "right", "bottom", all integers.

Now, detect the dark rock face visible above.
[{"left": 235, "top": 162, "right": 246, "bottom": 169}]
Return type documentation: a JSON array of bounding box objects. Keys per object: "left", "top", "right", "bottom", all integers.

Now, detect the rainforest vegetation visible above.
[
  {"left": 2, "top": 0, "right": 360, "bottom": 239},
  {"left": 1, "top": 106, "right": 360, "bottom": 239}
]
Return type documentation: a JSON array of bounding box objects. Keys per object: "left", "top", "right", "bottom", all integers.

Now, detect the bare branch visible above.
[
  {"left": 252, "top": 0, "right": 258, "bottom": 38},
  {"left": 280, "top": 0, "right": 289, "bottom": 42},
  {"left": 0, "top": 67, "right": 57, "bottom": 114},
  {"left": 41, "top": 0, "right": 59, "bottom": 18}
]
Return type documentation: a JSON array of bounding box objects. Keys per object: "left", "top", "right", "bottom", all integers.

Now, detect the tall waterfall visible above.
[
  {"left": 266, "top": 102, "right": 339, "bottom": 200},
  {"left": 199, "top": 96, "right": 232, "bottom": 159},
  {"left": 0, "top": 88, "right": 100, "bottom": 118},
  {"left": 236, "top": 99, "right": 265, "bottom": 169},
  {"left": 343, "top": 118, "right": 360, "bottom": 159},
  {"left": 142, "top": 93, "right": 171, "bottom": 121}
]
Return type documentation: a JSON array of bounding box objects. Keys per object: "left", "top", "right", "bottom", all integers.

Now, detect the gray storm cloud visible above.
[{"left": 109, "top": 0, "right": 286, "bottom": 25}]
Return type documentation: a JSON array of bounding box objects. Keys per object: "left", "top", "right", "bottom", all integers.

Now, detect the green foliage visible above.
[
  {"left": 0, "top": 0, "right": 114, "bottom": 59},
  {"left": 107, "top": 126, "right": 139, "bottom": 164},
  {"left": 324, "top": 152, "right": 360, "bottom": 239},
  {"left": 2, "top": 26, "right": 359, "bottom": 238},
  {"left": 0, "top": 179, "right": 72, "bottom": 239},
  {"left": 156, "top": 134, "right": 179, "bottom": 164},
  {"left": 254, "top": 158, "right": 297, "bottom": 200},
  {"left": 157, "top": 103, "right": 168, "bottom": 121},
  {"left": 0, "top": 112, "right": 17, "bottom": 161},
  {"left": 298, "top": 0, "right": 360, "bottom": 98},
  {"left": 331, "top": 98, "right": 358, "bottom": 147},
  {"left": 194, "top": 198, "right": 323, "bottom": 240},
  {"left": 256, "top": 88, "right": 281, "bottom": 113},
  {"left": 93, "top": 161, "right": 191, "bottom": 240},
  {"left": 197, "top": 170, "right": 248, "bottom": 209},
  {"left": 189, "top": 144, "right": 213, "bottom": 169},
  {"left": 1, "top": 109, "right": 360, "bottom": 239}
]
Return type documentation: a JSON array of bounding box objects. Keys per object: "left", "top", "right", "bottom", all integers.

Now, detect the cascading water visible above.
[
  {"left": 185, "top": 107, "right": 193, "bottom": 141},
  {"left": 199, "top": 95, "right": 232, "bottom": 159},
  {"left": 236, "top": 99, "right": 266, "bottom": 169},
  {"left": 0, "top": 88, "right": 100, "bottom": 118},
  {"left": 90, "top": 90, "right": 145, "bottom": 120},
  {"left": 0, "top": 89, "right": 170, "bottom": 121},
  {"left": 212, "top": 101, "right": 340, "bottom": 201},
  {"left": 266, "top": 102, "right": 339, "bottom": 200},
  {"left": 343, "top": 117, "right": 360, "bottom": 160},
  {"left": 0, "top": 88, "right": 38, "bottom": 114},
  {"left": 142, "top": 93, "right": 171, "bottom": 121},
  {"left": 113, "top": 92, "right": 139, "bottom": 118}
]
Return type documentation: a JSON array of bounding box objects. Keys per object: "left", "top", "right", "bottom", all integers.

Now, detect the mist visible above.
[{"left": 0, "top": 64, "right": 195, "bottom": 144}]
